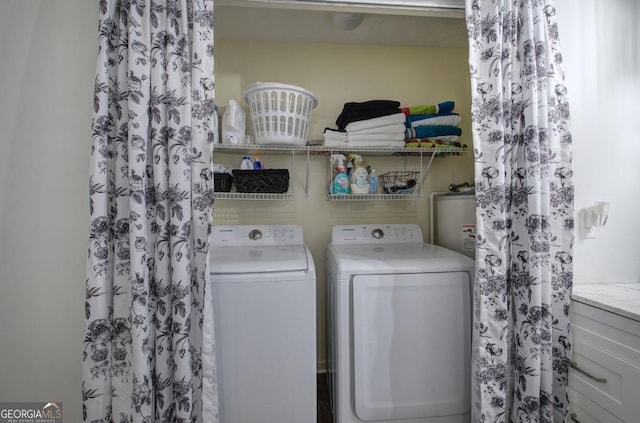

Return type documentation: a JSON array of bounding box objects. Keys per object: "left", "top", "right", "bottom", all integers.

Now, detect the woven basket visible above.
[{"left": 232, "top": 169, "right": 290, "bottom": 193}]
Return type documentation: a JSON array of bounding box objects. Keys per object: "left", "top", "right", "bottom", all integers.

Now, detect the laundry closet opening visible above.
[{"left": 213, "top": 0, "right": 474, "bottom": 384}]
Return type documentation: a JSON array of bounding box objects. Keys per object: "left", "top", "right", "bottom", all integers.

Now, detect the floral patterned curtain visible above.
[
  {"left": 83, "top": 0, "right": 217, "bottom": 421},
  {"left": 465, "top": 1, "right": 574, "bottom": 422}
]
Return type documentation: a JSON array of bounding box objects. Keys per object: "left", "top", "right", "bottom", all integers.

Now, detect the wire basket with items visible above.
[
  {"left": 244, "top": 82, "right": 318, "bottom": 146},
  {"left": 232, "top": 169, "right": 290, "bottom": 194},
  {"left": 379, "top": 170, "right": 420, "bottom": 194}
]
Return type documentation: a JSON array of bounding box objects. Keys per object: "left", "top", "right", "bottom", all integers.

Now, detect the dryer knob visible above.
[
  {"left": 248, "top": 229, "right": 263, "bottom": 240},
  {"left": 371, "top": 229, "right": 384, "bottom": 239}
]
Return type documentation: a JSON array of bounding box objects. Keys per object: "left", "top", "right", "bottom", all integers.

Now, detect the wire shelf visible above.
[
  {"left": 213, "top": 144, "right": 310, "bottom": 155},
  {"left": 327, "top": 193, "right": 424, "bottom": 201},
  {"left": 214, "top": 192, "right": 295, "bottom": 201},
  {"left": 315, "top": 146, "right": 467, "bottom": 156},
  {"left": 212, "top": 143, "right": 467, "bottom": 201},
  {"left": 214, "top": 144, "right": 468, "bottom": 156}
]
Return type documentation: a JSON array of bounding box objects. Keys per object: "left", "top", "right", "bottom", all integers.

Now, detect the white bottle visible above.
[
  {"left": 222, "top": 99, "right": 246, "bottom": 145},
  {"left": 240, "top": 156, "right": 253, "bottom": 170},
  {"left": 369, "top": 169, "right": 378, "bottom": 194},
  {"left": 349, "top": 154, "right": 369, "bottom": 194}
]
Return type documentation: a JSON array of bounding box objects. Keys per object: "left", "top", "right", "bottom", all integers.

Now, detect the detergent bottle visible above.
[
  {"left": 253, "top": 153, "right": 263, "bottom": 170},
  {"left": 349, "top": 154, "right": 369, "bottom": 194},
  {"left": 240, "top": 156, "right": 253, "bottom": 170},
  {"left": 330, "top": 154, "right": 350, "bottom": 195},
  {"left": 221, "top": 99, "right": 246, "bottom": 145},
  {"left": 369, "top": 168, "right": 378, "bottom": 194}
]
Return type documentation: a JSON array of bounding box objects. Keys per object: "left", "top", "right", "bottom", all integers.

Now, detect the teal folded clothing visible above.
[
  {"left": 405, "top": 125, "right": 462, "bottom": 139},
  {"left": 406, "top": 112, "right": 461, "bottom": 128}
]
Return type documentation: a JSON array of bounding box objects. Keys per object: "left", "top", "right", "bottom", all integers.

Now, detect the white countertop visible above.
[{"left": 571, "top": 283, "right": 640, "bottom": 322}]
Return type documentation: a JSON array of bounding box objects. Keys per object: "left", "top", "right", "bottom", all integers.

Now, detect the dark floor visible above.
[{"left": 317, "top": 373, "right": 333, "bottom": 423}]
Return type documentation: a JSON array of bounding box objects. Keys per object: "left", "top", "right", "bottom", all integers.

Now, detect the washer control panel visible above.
[
  {"left": 331, "top": 224, "right": 423, "bottom": 244},
  {"left": 212, "top": 225, "right": 304, "bottom": 246}
]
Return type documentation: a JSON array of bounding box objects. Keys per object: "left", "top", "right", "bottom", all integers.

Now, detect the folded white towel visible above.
[
  {"left": 347, "top": 140, "right": 406, "bottom": 148},
  {"left": 324, "top": 133, "right": 347, "bottom": 139},
  {"left": 347, "top": 133, "right": 406, "bottom": 142},
  {"left": 324, "top": 139, "right": 348, "bottom": 147},
  {"left": 347, "top": 123, "right": 407, "bottom": 136},
  {"left": 324, "top": 129, "right": 347, "bottom": 138},
  {"left": 345, "top": 113, "right": 406, "bottom": 132},
  {"left": 324, "top": 136, "right": 348, "bottom": 143}
]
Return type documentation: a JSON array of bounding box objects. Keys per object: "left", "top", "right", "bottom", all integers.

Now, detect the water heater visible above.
[{"left": 429, "top": 191, "right": 476, "bottom": 258}]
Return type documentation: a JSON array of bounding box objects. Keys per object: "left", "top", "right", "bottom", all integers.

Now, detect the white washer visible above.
[
  {"left": 326, "top": 224, "right": 474, "bottom": 423},
  {"left": 210, "top": 225, "right": 316, "bottom": 423}
]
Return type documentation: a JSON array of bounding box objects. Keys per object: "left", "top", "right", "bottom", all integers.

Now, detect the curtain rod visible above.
[{"left": 242, "top": 0, "right": 464, "bottom": 11}]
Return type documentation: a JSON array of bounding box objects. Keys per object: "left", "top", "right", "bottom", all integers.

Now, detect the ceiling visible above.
[{"left": 215, "top": 5, "right": 469, "bottom": 49}]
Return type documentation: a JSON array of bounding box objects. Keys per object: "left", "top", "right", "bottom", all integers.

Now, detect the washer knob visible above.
[{"left": 248, "top": 229, "right": 263, "bottom": 240}]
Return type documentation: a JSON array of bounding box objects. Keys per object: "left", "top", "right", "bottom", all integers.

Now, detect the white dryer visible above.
[
  {"left": 325, "top": 224, "right": 474, "bottom": 423},
  {"left": 210, "top": 225, "right": 316, "bottom": 423}
]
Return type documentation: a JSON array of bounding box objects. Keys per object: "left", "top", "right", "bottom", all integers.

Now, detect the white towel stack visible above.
[
  {"left": 323, "top": 129, "right": 348, "bottom": 147},
  {"left": 345, "top": 113, "right": 407, "bottom": 147}
]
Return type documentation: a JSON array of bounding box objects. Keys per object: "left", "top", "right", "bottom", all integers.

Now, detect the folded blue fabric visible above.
[
  {"left": 438, "top": 101, "right": 455, "bottom": 114},
  {"left": 404, "top": 125, "right": 462, "bottom": 139},
  {"left": 405, "top": 112, "right": 459, "bottom": 125}
]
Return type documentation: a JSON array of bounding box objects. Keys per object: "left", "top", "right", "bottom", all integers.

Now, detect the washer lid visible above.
[
  {"left": 210, "top": 225, "right": 309, "bottom": 274},
  {"left": 211, "top": 245, "right": 309, "bottom": 274}
]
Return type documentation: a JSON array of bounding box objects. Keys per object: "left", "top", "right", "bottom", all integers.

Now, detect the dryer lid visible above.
[
  {"left": 210, "top": 225, "right": 309, "bottom": 274},
  {"left": 327, "top": 242, "right": 475, "bottom": 276}
]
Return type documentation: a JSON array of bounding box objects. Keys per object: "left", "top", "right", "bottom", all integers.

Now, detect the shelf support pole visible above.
[
  {"left": 419, "top": 150, "right": 437, "bottom": 195},
  {"left": 304, "top": 148, "right": 310, "bottom": 198}
]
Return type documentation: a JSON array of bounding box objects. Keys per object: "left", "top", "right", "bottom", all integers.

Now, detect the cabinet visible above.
[
  {"left": 212, "top": 144, "right": 467, "bottom": 201},
  {"left": 568, "top": 301, "right": 640, "bottom": 423}
]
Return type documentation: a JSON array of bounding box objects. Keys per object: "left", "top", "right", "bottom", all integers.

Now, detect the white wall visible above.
[
  {"left": 556, "top": 0, "right": 640, "bottom": 284},
  {"left": 0, "top": 0, "right": 97, "bottom": 419}
]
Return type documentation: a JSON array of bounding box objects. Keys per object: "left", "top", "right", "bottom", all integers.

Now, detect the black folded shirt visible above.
[{"left": 335, "top": 100, "right": 401, "bottom": 130}]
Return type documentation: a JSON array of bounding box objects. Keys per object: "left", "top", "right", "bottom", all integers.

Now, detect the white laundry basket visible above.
[{"left": 243, "top": 82, "right": 318, "bottom": 146}]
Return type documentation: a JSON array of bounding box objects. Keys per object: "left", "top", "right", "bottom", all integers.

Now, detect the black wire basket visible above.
[
  {"left": 232, "top": 169, "right": 290, "bottom": 193},
  {"left": 379, "top": 170, "right": 420, "bottom": 194},
  {"left": 213, "top": 172, "right": 233, "bottom": 193}
]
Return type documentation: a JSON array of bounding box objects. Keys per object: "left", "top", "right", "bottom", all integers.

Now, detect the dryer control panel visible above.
[{"left": 331, "top": 224, "right": 423, "bottom": 244}]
